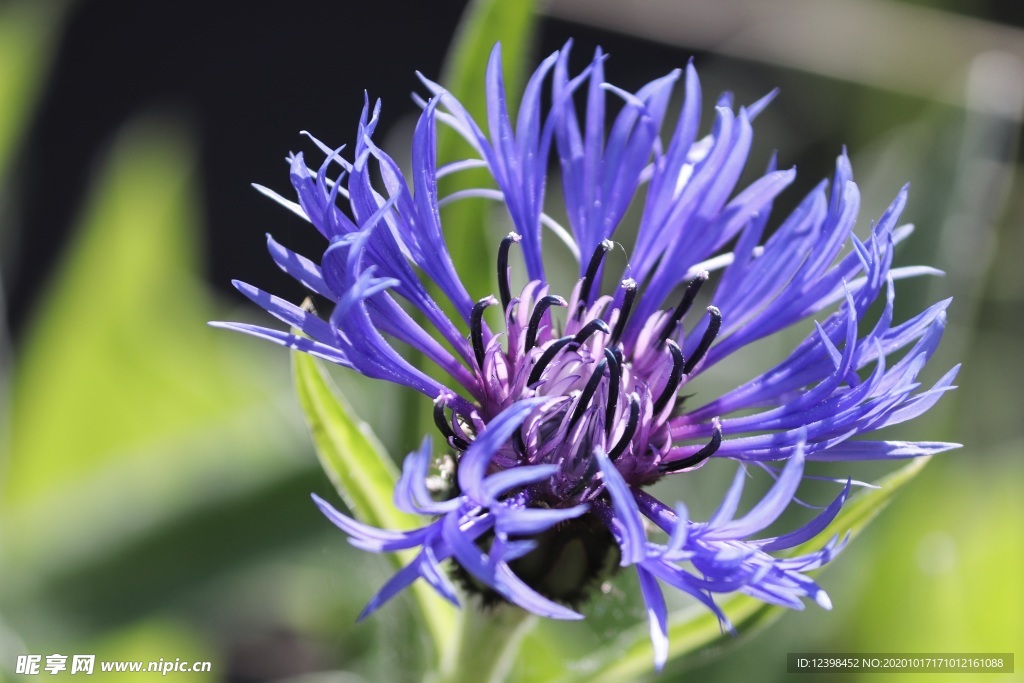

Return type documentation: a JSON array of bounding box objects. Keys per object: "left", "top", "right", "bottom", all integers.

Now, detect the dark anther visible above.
[
  {"left": 497, "top": 233, "right": 520, "bottom": 313},
  {"left": 608, "top": 393, "right": 641, "bottom": 461},
  {"left": 658, "top": 271, "right": 709, "bottom": 344},
  {"left": 683, "top": 306, "right": 722, "bottom": 375},
  {"left": 609, "top": 279, "right": 637, "bottom": 345},
  {"left": 660, "top": 421, "right": 722, "bottom": 472},
  {"left": 527, "top": 336, "right": 578, "bottom": 386},
  {"left": 434, "top": 400, "right": 471, "bottom": 450},
  {"left": 577, "top": 240, "right": 614, "bottom": 315},
  {"left": 653, "top": 339, "right": 685, "bottom": 415},
  {"left": 569, "top": 358, "right": 608, "bottom": 429},
  {"left": 525, "top": 295, "right": 567, "bottom": 351},
  {"left": 470, "top": 298, "right": 494, "bottom": 368},
  {"left": 572, "top": 318, "right": 610, "bottom": 346},
  {"left": 603, "top": 347, "right": 621, "bottom": 435}
]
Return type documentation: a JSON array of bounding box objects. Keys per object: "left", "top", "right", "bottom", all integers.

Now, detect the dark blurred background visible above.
[{"left": 9, "top": 0, "right": 1019, "bottom": 336}]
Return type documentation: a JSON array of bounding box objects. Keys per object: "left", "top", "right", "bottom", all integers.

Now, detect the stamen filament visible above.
[
  {"left": 528, "top": 336, "right": 578, "bottom": 386},
  {"left": 603, "top": 347, "right": 621, "bottom": 435},
  {"left": 572, "top": 318, "right": 610, "bottom": 345},
  {"left": 577, "top": 240, "right": 614, "bottom": 315},
  {"left": 434, "top": 400, "right": 471, "bottom": 450},
  {"left": 470, "top": 297, "right": 495, "bottom": 368},
  {"left": 569, "top": 358, "right": 608, "bottom": 429}
]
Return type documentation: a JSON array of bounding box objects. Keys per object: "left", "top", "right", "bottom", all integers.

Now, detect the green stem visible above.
[{"left": 433, "top": 605, "right": 538, "bottom": 683}]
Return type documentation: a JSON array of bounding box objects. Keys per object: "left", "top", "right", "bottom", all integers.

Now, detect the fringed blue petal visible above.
[
  {"left": 595, "top": 449, "right": 647, "bottom": 566},
  {"left": 457, "top": 398, "right": 549, "bottom": 503},
  {"left": 636, "top": 565, "right": 669, "bottom": 670},
  {"left": 702, "top": 441, "right": 806, "bottom": 540}
]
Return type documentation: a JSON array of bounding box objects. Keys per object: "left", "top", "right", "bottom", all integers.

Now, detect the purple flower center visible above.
[{"left": 433, "top": 236, "right": 725, "bottom": 602}]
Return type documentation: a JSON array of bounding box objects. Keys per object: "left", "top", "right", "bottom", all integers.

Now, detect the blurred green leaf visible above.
[
  {"left": 0, "top": 0, "right": 69, "bottom": 183},
  {"left": 35, "top": 468, "right": 328, "bottom": 632},
  {"left": 789, "top": 456, "right": 930, "bottom": 557},
  {"left": 2, "top": 117, "right": 302, "bottom": 590},
  {"left": 293, "top": 350, "right": 417, "bottom": 533},
  {"left": 292, "top": 350, "right": 457, "bottom": 668},
  {"left": 440, "top": 0, "right": 538, "bottom": 141},
  {"left": 403, "top": 0, "right": 539, "bottom": 449},
  {"left": 436, "top": 0, "right": 537, "bottom": 302},
  {"left": 560, "top": 457, "right": 931, "bottom": 683},
  {"left": 846, "top": 453, "right": 1023, "bottom": 665}
]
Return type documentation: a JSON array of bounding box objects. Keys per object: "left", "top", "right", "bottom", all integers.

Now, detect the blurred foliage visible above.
[
  {"left": 0, "top": 0, "right": 68, "bottom": 185},
  {"left": 293, "top": 351, "right": 457, "bottom": 668},
  {"left": 0, "top": 10, "right": 320, "bottom": 677},
  {"left": 435, "top": 0, "right": 539, "bottom": 306},
  {"left": 92, "top": 620, "right": 216, "bottom": 683},
  {"left": 0, "top": 112, "right": 321, "bottom": 680},
  {"left": 559, "top": 458, "right": 931, "bottom": 683},
  {"left": 403, "top": 0, "right": 539, "bottom": 452},
  {"left": 2, "top": 116, "right": 305, "bottom": 569}
]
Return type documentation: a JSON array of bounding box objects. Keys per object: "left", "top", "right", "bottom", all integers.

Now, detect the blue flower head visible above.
[{"left": 214, "top": 43, "right": 959, "bottom": 668}]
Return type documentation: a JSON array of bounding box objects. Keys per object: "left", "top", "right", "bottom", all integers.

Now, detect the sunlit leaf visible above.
[
  {"left": 849, "top": 456, "right": 1023, "bottom": 654},
  {"left": 402, "top": 0, "right": 539, "bottom": 448},
  {"left": 561, "top": 457, "right": 931, "bottom": 683},
  {"left": 292, "top": 351, "right": 418, "bottom": 532},
  {"left": 440, "top": 0, "right": 538, "bottom": 143},
  {"left": 292, "top": 350, "right": 457, "bottom": 666},
  {"left": 0, "top": 0, "right": 69, "bottom": 183},
  {"left": 2, "top": 118, "right": 301, "bottom": 588},
  {"left": 436, "top": 0, "right": 538, "bottom": 303}
]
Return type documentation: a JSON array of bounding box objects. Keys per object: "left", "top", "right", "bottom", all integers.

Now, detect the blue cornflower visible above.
[{"left": 214, "top": 44, "right": 958, "bottom": 668}]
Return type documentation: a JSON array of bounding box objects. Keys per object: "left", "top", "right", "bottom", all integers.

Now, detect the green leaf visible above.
[
  {"left": 292, "top": 350, "right": 418, "bottom": 532},
  {"left": 440, "top": 0, "right": 538, "bottom": 133},
  {"left": 2, "top": 118, "right": 301, "bottom": 590},
  {"left": 0, "top": 0, "right": 69, "bottom": 183},
  {"left": 562, "top": 456, "right": 932, "bottom": 683},
  {"left": 292, "top": 350, "right": 457, "bottom": 665},
  {"left": 847, "top": 455, "right": 1023, "bottom": 653},
  {"left": 402, "top": 0, "right": 540, "bottom": 449},
  {"left": 790, "top": 455, "right": 930, "bottom": 558},
  {"left": 437, "top": 0, "right": 538, "bottom": 301}
]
